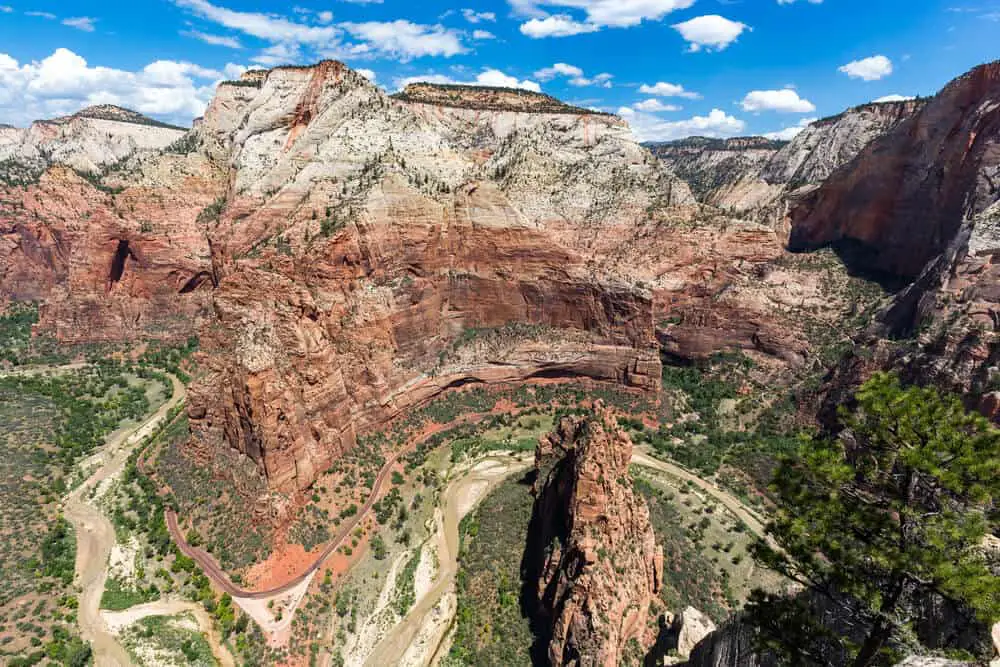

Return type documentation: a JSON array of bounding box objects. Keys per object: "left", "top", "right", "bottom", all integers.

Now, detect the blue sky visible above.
[{"left": 0, "top": 0, "right": 997, "bottom": 140}]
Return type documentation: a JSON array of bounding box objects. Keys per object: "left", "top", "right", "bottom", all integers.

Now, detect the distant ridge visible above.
[
  {"left": 392, "top": 82, "right": 612, "bottom": 116},
  {"left": 52, "top": 104, "right": 188, "bottom": 131}
]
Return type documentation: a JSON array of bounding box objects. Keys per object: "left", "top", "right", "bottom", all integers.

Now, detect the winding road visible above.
[{"left": 166, "top": 412, "right": 501, "bottom": 600}]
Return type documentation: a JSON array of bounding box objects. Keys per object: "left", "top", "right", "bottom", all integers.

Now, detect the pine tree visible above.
[{"left": 751, "top": 372, "right": 1000, "bottom": 666}]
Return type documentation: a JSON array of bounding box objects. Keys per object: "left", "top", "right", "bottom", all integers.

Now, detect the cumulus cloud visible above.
[
  {"left": 839, "top": 55, "right": 893, "bottom": 81},
  {"left": 356, "top": 68, "right": 376, "bottom": 82},
  {"left": 872, "top": 93, "right": 915, "bottom": 103},
  {"left": 174, "top": 0, "right": 339, "bottom": 44},
  {"left": 741, "top": 89, "right": 815, "bottom": 113},
  {"left": 763, "top": 117, "right": 817, "bottom": 140},
  {"left": 534, "top": 62, "right": 612, "bottom": 87},
  {"left": 340, "top": 21, "right": 468, "bottom": 60},
  {"left": 462, "top": 8, "right": 496, "bottom": 23},
  {"left": 472, "top": 29, "right": 496, "bottom": 40},
  {"left": 394, "top": 68, "right": 542, "bottom": 93},
  {"left": 520, "top": 14, "right": 600, "bottom": 38},
  {"left": 512, "top": 0, "right": 694, "bottom": 30},
  {"left": 672, "top": 15, "right": 749, "bottom": 52},
  {"left": 621, "top": 107, "right": 745, "bottom": 142},
  {"left": 637, "top": 81, "right": 700, "bottom": 99},
  {"left": 174, "top": 0, "right": 469, "bottom": 63},
  {"left": 632, "top": 98, "right": 681, "bottom": 112},
  {"left": 0, "top": 48, "right": 232, "bottom": 127}
]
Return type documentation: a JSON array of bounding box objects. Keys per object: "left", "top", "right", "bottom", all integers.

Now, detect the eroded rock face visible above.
[
  {"left": 789, "top": 61, "right": 1000, "bottom": 279},
  {"left": 525, "top": 404, "right": 663, "bottom": 667},
  {"left": 647, "top": 101, "right": 922, "bottom": 222},
  {"left": 182, "top": 63, "right": 691, "bottom": 492}
]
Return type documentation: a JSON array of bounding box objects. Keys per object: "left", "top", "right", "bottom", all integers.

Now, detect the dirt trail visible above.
[
  {"left": 102, "top": 599, "right": 235, "bottom": 667},
  {"left": 631, "top": 449, "right": 769, "bottom": 539},
  {"left": 63, "top": 373, "right": 186, "bottom": 667},
  {"left": 364, "top": 453, "right": 534, "bottom": 667}
]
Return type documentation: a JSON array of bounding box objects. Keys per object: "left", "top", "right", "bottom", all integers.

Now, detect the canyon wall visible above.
[
  {"left": 789, "top": 62, "right": 1000, "bottom": 279},
  {"left": 183, "top": 63, "right": 681, "bottom": 492},
  {"left": 0, "top": 106, "right": 219, "bottom": 342}
]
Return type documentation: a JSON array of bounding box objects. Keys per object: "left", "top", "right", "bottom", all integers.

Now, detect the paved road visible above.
[
  {"left": 64, "top": 373, "right": 185, "bottom": 667},
  {"left": 167, "top": 412, "right": 496, "bottom": 600}
]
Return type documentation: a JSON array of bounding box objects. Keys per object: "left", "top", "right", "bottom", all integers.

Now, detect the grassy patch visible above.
[
  {"left": 444, "top": 475, "right": 535, "bottom": 667},
  {"left": 100, "top": 577, "right": 159, "bottom": 611},
  {"left": 122, "top": 613, "right": 217, "bottom": 666}
]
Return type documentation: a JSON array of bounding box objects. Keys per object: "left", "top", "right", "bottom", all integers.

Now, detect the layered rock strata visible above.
[{"left": 525, "top": 404, "right": 664, "bottom": 667}]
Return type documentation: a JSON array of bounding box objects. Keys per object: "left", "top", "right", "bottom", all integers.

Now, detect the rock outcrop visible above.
[
  {"left": 789, "top": 62, "right": 1000, "bottom": 279},
  {"left": 648, "top": 100, "right": 923, "bottom": 224},
  {"left": 525, "top": 404, "right": 663, "bottom": 667},
  {"left": 181, "top": 63, "right": 696, "bottom": 492},
  {"left": 0, "top": 103, "right": 218, "bottom": 342},
  {"left": 646, "top": 137, "right": 786, "bottom": 202},
  {"left": 0, "top": 104, "right": 186, "bottom": 178}
]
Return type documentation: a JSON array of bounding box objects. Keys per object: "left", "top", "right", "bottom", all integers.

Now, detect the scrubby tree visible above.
[{"left": 751, "top": 372, "right": 1000, "bottom": 666}]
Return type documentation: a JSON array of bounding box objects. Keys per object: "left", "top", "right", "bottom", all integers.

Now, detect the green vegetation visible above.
[
  {"left": 0, "top": 302, "right": 70, "bottom": 366},
  {"left": 750, "top": 373, "right": 1000, "bottom": 666},
  {"left": 444, "top": 476, "right": 535, "bottom": 667},
  {"left": 122, "top": 613, "right": 217, "bottom": 665},
  {"left": 393, "top": 551, "right": 421, "bottom": 616},
  {"left": 0, "top": 363, "right": 166, "bottom": 662},
  {"left": 152, "top": 417, "right": 272, "bottom": 571},
  {"left": 100, "top": 576, "right": 159, "bottom": 611},
  {"left": 634, "top": 477, "right": 735, "bottom": 621}
]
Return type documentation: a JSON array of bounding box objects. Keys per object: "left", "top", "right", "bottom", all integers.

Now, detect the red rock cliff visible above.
[
  {"left": 525, "top": 404, "right": 663, "bottom": 667},
  {"left": 789, "top": 61, "right": 1000, "bottom": 279}
]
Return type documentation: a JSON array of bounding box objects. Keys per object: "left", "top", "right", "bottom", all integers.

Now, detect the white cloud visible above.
[
  {"left": 25, "top": 10, "right": 55, "bottom": 19},
  {"left": 777, "top": 0, "right": 822, "bottom": 4},
  {"left": 340, "top": 21, "right": 468, "bottom": 60},
  {"left": 472, "top": 29, "right": 495, "bottom": 40},
  {"left": 535, "top": 62, "right": 583, "bottom": 80},
  {"left": 62, "top": 16, "right": 96, "bottom": 31},
  {"left": 182, "top": 29, "right": 244, "bottom": 49},
  {"left": 356, "top": 68, "right": 376, "bottom": 82},
  {"left": 520, "top": 14, "right": 600, "bottom": 37},
  {"left": 513, "top": 0, "right": 694, "bottom": 29},
  {"left": 637, "top": 81, "right": 700, "bottom": 99},
  {"left": 571, "top": 72, "right": 612, "bottom": 87},
  {"left": 174, "top": 0, "right": 470, "bottom": 62},
  {"left": 633, "top": 98, "right": 681, "bottom": 112},
  {"left": 0, "top": 48, "right": 221, "bottom": 127},
  {"left": 839, "top": 55, "right": 893, "bottom": 81},
  {"left": 534, "top": 63, "right": 612, "bottom": 88},
  {"left": 672, "top": 15, "right": 748, "bottom": 52},
  {"left": 763, "top": 117, "right": 816, "bottom": 140},
  {"left": 622, "top": 107, "right": 746, "bottom": 142},
  {"left": 251, "top": 43, "right": 303, "bottom": 66},
  {"left": 395, "top": 68, "right": 541, "bottom": 93},
  {"left": 740, "top": 89, "right": 816, "bottom": 113},
  {"left": 174, "top": 0, "right": 340, "bottom": 45},
  {"left": 872, "top": 94, "right": 915, "bottom": 103},
  {"left": 462, "top": 8, "right": 496, "bottom": 23},
  {"left": 0, "top": 6, "right": 12, "bottom": 13}
]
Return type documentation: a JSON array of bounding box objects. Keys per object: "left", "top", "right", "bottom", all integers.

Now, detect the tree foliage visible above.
[{"left": 751, "top": 372, "right": 1000, "bottom": 666}]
